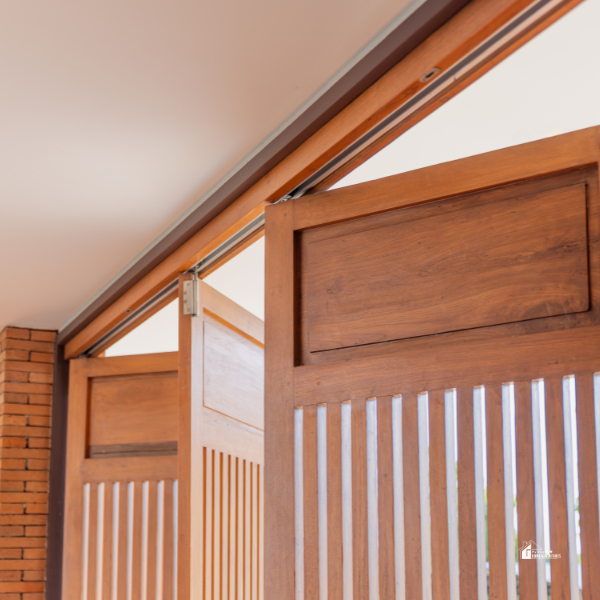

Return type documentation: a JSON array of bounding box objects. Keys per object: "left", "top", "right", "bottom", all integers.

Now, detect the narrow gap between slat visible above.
[
  {"left": 473, "top": 387, "right": 487, "bottom": 600},
  {"left": 417, "top": 393, "right": 432, "bottom": 600},
  {"left": 156, "top": 481, "right": 165, "bottom": 600},
  {"left": 172, "top": 481, "right": 178, "bottom": 600},
  {"left": 341, "top": 402, "right": 353, "bottom": 600},
  {"left": 366, "top": 398, "right": 380, "bottom": 600},
  {"left": 97, "top": 483, "right": 105, "bottom": 600},
  {"left": 391, "top": 395, "right": 405, "bottom": 600},
  {"left": 127, "top": 482, "right": 134, "bottom": 600},
  {"left": 317, "top": 404, "right": 329, "bottom": 600},
  {"left": 444, "top": 390, "right": 459, "bottom": 600},
  {"left": 295, "top": 408, "right": 305, "bottom": 600},
  {"left": 82, "top": 483, "right": 91, "bottom": 600},
  {"left": 141, "top": 481, "right": 150, "bottom": 600}
]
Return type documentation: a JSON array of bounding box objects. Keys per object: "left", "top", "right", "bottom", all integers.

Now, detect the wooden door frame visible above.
[{"left": 46, "top": 0, "right": 586, "bottom": 595}]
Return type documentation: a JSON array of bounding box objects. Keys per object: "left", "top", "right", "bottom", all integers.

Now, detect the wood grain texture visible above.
[
  {"left": 429, "top": 390, "right": 450, "bottom": 600},
  {"left": 486, "top": 385, "right": 508, "bottom": 600},
  {"left": 403, "top": 394, "right": 422, "bottom": 600},
  {"left": 63, "top": 0, "right": 568, "bottom": 360},
  {"left": 514, "top": 381, "right": 537, "bottom": 600},
  {"left": 304, "top": 184, "right": 588, "bottom": 352},
  {"left": 544, "top": 377, "right": 571, "bottom": 598},
  {"left": 303, "top": 405, "right": 319, "bottom": 600},
  {"left": 575, "top": 373, "right": 600, "bottom": 600}
]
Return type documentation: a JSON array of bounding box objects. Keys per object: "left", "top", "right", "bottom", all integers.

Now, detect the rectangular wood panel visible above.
[{"left": 304, "top": 183, "right": 588, "bottom": 352}]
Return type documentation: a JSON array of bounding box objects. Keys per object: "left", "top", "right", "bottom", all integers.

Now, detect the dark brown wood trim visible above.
[
  {"left": 45, "top": 342, "right": 69, "bottom": 600},
  {"left": 57, "top": 0, "right": 469, "bottom": 347}
]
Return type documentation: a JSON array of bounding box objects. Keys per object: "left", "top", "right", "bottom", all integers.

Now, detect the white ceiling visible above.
[{"left": 0, "top": 0, "right": 417, "bottom": 331}]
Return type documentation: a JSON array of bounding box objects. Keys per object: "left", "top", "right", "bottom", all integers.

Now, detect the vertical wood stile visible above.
[
  {"left": 205, "top": 449, "right": 214, "bottom": 600},
  {"left": 222, "top": 456, "right": 230, "bottom": 600},
  {"left": 88, "top": 482, "right": 99, "bottom": 600},
  {"left": 245, "top": 460, "right": 252, "bottom": 600},
  {"left": 403, "top": 393, "right": 422, "bottom": 600},
  {"left": 259, "top": 464, "right": 265, "bottom": 600},
  {"left": 457, "top": 387, "right": 477, "bottom": 600},
  {"left": 326, "top": 403, "right": 343, "bottom": 600},
  {"left": 377, "top": 398, "right": 395, "bottom": 600},
  {"left": 102, "top": 482, "right": 113, "bottom": 600},
  {"left": 514, "top": 380, "right": 538, "bottom": 600},
  {"left": 544, "top": 377, "right": 572, "bottom": 598},
  {"left": 303, "top": 405, "right": 319, "bottom": 600},
  {"left": 163, "top": 481, "right": 174, "bottom": 600},
  {"left": 230, "top": 459, "right": 237, "bottom": 600},
  {"left": 351, "top": 398, "right": 369, "bottom": 600},
  {"left": 391, "top": 396, "right": 405, "bottom": 600},
  {"left": 132, "top": 481, "right": 144, "bottom": 600},
  {"left": 147, "top": 481, "right": 158, "bottom": 600},
  {"left": 214, "top": 453, "right": 223, "bottom": 600},
  {"left": 576, "top": 374, "right": 600, "bottom": 599},
  {"left": 429, "top": 390, "right": 450, "bottom": 600},
  {"left": 486, "top": 386, "right": 509, "bottom": 600},
  {"left": 252, "top": 462, "right": 259, "bottom": 600},
  {"left": 117, "top": 482, "right": 128, "bottom": 600}
]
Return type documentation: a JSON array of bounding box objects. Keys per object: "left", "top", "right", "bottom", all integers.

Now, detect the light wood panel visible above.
[
  {"left": 178, "top": 279, "right": 265, "bottom": 600},
  {"left": 63, "top": 0, "right": 582, "bottom": 360}
]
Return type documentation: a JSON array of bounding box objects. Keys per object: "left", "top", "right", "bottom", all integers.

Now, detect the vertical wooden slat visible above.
[
  {"left": 303, "top": 405, "right": 319, "bottom": 600},
  {"left": 163, "top": 481, "right": 174, "bottom": 600},
  {"left": 429, "top": 389, "right": 450, "bottom": 600},
  {"left": 515, "top": 380, "right": 537, "bottom": 600},
  {"left": 118, "top": 482, "right": 128, "bottom": 600},
  {"left": 403, "top": 393, "right": 422, "bottom": 600},
  {"left": 147, "top": 481, "right": 158, "bottom": 600},
  {"left": 352, "top": 397, "right": 369, "bottom": 600},
  {"left": 238, "top": 457, "right": 244, "bottom": 600},
  {"left": 377, "top": 397, "right": 395, "bottom": 600},
  {"left": 576, "top": 373, "right": 600, "bottom": 599},
  {"left": 544, "top": 377, "right": 572, "bottom": 598},
  {"left": 486, "top": 385, "right": 509, "bottom": 600},
  {"left": 457, "top": 386, "right": 477, "bottom": 600},
  {"left": 252, "top": 463, "right": 259, "bottom": 600},
  {"left": 132, "top": 481, "right": 144, "bottom": 600},
  {"left": 88, "top": 482, "right": 99, "bottom": 600},
  {"left": 102, "top": 482, "right": 113, "bottom": 600},
  {"left": 214, "top": 452, "right": 222, "bottom": 600},
  {"left": 205, "top": 449, "right": 214, "bottom": 600},
  {"left": 326, "top": 403, "right": 343, "bottom": 600},
  {"left": 259, "top": 464, "right": 265, "bottom": 600},
  {"left": 245, "top": 460, "right": 252, "bottom": 600},
  {"left": 222, "top": 456, "right": 230, "bottom": 600}
]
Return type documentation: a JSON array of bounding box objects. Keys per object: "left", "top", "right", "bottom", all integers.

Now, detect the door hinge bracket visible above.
[{"left": 182, "top": 274, "right": 199, "bottom": 316}]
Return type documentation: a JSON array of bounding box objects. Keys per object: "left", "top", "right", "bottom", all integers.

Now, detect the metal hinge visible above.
[{"left": 182, "top": 272, "right": 199, "bottom": 316}]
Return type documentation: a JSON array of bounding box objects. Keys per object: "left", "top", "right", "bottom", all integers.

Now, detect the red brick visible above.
[
  {"left": 24, "top": 505, "right": 47, "bottom": 515},
  {"left": 23, "top": 593, "right": 45, "bottom": 600},
  {"left": 1, "top": 328, "right": 30, "bottom": 341},
  {"left": 0, "top": 460, "right": 25, "bottom": 470},
  {"left": 27, "top": 396, "right": 51, "bottom": 406},
  {"left": 2, "top": 471, "right": 48, "bottom": 482},
  {"left": 1, "top": 339, "right": 52, "bottom": 353},
  {"left": 0, "top": 350, "right": 29, "bottom": 362},
  {"left": 25, "top": 526, "right": 46, "bottom": 537},
  {"left": 0, "top": 448, "right": 49, "bottom": 460},
  {"left": 0, "top": 583, "right": 44, "bottom": 593},
  {"left": 22, "top": 549, "right": 44, "bottom": 560},
  {"left": 0, "top": 372, "right": 28, "bottom": 384},
  {"left": 0, "top": 382, "right": 52, "bottom": 395},
  {"left": 1, "top": 362, "right": 52, "bottom": 375},
  {"left": 0, "top": 551, "right": 20, "bottom": 560},
  {"left": 27, "top": 416, "right": 50, "bottom": 427},
  {"left": 0, "top": 439, "right": 26, "bottom": 449},
  {"left": 0, "top": 539, "right": 44, "bottom": 549},
  {"left": 27, "top": 460, "right": 49, "bottom": 470},
  {"left": 0, "top": 560, "right": 44, "bottom": 570},
  {"left": 27, "top": 439, "right": 50, "bottom": 450},
  {"left": 0, "top": 416, "right": 26, "bottom": 427},
  {"left": 28, "top": 373, "right": 53, "bottom": 385},
  {"left": 0, "top": 505, "right": 24, "bottom": 515},
  {"left": 0, "top": 515, "right": 46, "bottom": 526},
  {"left": 30, "top": 330, "right": 56, "bottom": 343},
  {"left": 0, "top": 572, "right": 20, "bottom": 581},
  {"left": 0, "top": 405, "right": 50, "bottom": 418},
  {"left": 1, "top": 426, "right": 49, "bottom": 438},
  {"left": 28, "top": 353, "right": 52, "bottom": 364},
  {"left": 24, "top": 483, "right": 47, "bottom": 493},
  {"left": 0, "top": 526, "right": 22, "bottom": 537},
  {"left": 0, "top": 394, "right": 27, "bottom": 405},
  {"left": 0, "top": 592, "right": 20, "bottom": 599},
  {"left": 0, "top": 483, "right": 23, "bottom": 493},
  {"left": 22, "top": 571, "right": 44, "bottom": 581},
  {"left": 0, "top": 493, "right": 47, "bottom": 504}
]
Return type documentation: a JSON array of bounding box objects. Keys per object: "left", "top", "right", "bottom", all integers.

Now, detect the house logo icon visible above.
[{"left": 519, "top": 540, "right": 561, "bottom": 560}]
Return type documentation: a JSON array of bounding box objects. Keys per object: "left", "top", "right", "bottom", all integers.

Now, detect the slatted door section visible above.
[
  {"left": 178, "top": 280, "right": 264, "bottom": 600},
  {"left": 265, "top": 127, "right": 600, "bottom": 600},
  {"left": 63, "top": 353, "right": 179, "bottom": 600}
]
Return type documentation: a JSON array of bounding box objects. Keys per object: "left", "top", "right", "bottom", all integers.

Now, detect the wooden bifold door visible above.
[{"left": 265, "top": 127, "right": 600, "bottom": 600}]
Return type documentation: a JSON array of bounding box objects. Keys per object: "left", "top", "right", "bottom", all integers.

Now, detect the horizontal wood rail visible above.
[{"left": 63, "top": 0, "right": 583, "bottom": 359}]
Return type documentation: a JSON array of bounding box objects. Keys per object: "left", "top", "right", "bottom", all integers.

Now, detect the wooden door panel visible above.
[{"left": 267, "top": 127, "right": 600, "bottom": 600}]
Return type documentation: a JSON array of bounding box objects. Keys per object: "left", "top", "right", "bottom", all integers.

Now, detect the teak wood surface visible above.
[
  {"left": 62, "top": 0, "right": 582, "bottom": 360},
  {"left": 265, "top": 127, "right": 600, "bottom": 600},
  {"left": 178, "top": 280, "right": 265, "bottom": 600}
]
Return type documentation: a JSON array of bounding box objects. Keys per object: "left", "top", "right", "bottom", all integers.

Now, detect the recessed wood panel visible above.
[
  {"left": 203, "top": 318, "right": 264, "bottom": 430},
  {"left": 88, "top": 371, "right": 178, "bottom": 449},
  {"left": 304, "top": 183, "right": 589, "bottom": 353}
]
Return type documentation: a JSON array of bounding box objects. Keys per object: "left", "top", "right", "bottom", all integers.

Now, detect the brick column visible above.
[{"left": 0, "top": 327, "right": 56, "bottom": 600}]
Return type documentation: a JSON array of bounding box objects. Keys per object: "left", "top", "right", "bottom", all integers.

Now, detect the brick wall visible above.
[{"left": 0, "top": 327, "right": 56, "bottom": 600}]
